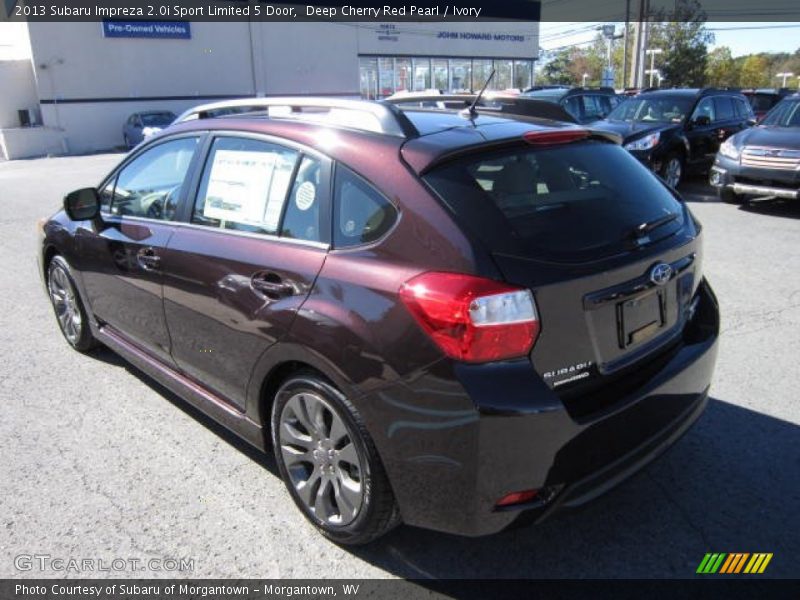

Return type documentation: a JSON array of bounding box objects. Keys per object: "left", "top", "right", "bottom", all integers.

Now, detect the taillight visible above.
[
  {"left": 399, "top": 272, "right": 540, "bottom": 364},
  {"left": 496, "top": 489, "right": 539, "bottom": 508}
]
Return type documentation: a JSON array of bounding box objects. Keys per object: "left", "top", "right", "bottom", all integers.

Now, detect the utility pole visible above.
[
  {"left": 622, "top": 0, "right": 630, "bottom": 89},
  {"left": 629, "top": 0, "right": 648, "bottom": 88},
  {"left": 646, "top": 48, "right": 663, "bottom": 87},
  {"left": 776, "top": 72, "right": 794, "bottom": 87}
]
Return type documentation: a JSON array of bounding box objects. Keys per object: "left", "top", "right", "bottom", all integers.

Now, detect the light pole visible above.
[
  {"left": 776, "top": 72, "right": 794, "bottom": 87},
  {"left": 646, "top": 48, "right": 663, "bottom": 87}
]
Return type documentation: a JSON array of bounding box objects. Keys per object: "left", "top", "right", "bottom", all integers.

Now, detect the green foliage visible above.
[
  {"left": 647, "top": 0, "right": 714, "bottom": 88},
  {"left": 705, "top": 47, "right": 739, "bottom": 87},
  {"left": 738, "top": 55, "right": 771, "bottom": 88}
]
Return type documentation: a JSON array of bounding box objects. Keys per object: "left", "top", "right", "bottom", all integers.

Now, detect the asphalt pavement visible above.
[{"left": 1, "top": 154, "right": 798, "bottom": 581}]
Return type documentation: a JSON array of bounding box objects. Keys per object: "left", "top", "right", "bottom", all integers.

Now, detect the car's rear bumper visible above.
[{"left": 359, "top": 279, "right": 719, "bottom": 536}]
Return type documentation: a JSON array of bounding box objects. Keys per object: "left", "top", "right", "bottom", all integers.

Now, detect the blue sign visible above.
[{"left": 102, "top": 20, "right": 191, "bottom": 40}]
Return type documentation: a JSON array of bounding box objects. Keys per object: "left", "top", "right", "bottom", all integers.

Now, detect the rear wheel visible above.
[
  {"left": 660, "top": 153, "right": 684, "bottom": 188},
  {"left": 47, "top": 255, "right": 98, "bottom": 352},
  {"left": 718, "top": 187, "right": 745, "bottom": 204},
  {"left": 271, "top": 372, "right": 399, "bottom": 545}
]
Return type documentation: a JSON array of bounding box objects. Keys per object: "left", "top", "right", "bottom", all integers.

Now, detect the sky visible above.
[{"left": 539, "top": 21, "right": 800, "bottom": 57}]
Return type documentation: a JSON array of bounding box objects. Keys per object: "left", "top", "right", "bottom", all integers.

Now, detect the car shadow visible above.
[
  {"left": 739, "top": 199, "right": 800, "bottom": 220},
  {"left": 88, "top": 345, "right": 279, "bottom": 477},
  {"left": 86, "top": 345, "right": 800, "bottom": 579},
  {"left": 678, "top": 175, "right": 717, "bottom": 203},
  {"left": 351, "top": 397, "right": 800, "bottom": 580}
]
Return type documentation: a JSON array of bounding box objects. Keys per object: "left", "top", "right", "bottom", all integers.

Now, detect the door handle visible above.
[
  {"left": 137, "top": 247, "right": 161, "bottom": 271},
  {"left": 251, "top": 273, "right": 294, "bottom": 299}
]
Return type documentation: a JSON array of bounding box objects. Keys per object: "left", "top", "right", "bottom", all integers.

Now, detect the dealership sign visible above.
[{"left": 102, "top": 20, "right": 191, "bottom": 39}]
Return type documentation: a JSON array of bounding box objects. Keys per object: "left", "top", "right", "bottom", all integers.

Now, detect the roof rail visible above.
[{"left": 174, "top": 97, "right": 420, "bottom": 138}]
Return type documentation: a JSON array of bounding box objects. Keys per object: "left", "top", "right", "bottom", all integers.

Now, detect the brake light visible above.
[
  {"left": 523, "top": 129, "right": 589, "bottom": 145},
  {"left": 399, "top": 272, "right": 540, "bottom": 363},
  {"left": 496, "top": 489, "right": 539, "bottom": 507}
]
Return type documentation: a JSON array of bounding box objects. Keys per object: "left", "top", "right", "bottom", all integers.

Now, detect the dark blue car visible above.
[{"left": 122, "top": 111, "right": 176, "bottom": 149}]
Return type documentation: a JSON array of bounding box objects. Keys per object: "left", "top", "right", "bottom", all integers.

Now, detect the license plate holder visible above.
[{"left": 617, "top": 290, "right": 666, "bottom": 348}]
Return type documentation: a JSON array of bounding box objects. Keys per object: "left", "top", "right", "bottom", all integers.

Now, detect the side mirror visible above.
[
  {"left": 64, "top": 188, "right": 100, "bottom": 221},
  {"left": 746, "top": 118, "right": 757, "bottom": 127},
  {"left": 692, "top": 115, "right": 711, "bottom": 128}
]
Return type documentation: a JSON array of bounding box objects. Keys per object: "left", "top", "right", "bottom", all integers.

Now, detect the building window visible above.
[
  {"left": 472, "top": 60, "right": 494, "bottom": 91},
  {"left": 495, "top": 60, "right": 513, "bottom": 90},
  {"left": 395, "top": 58, "right": 412, "bottom": 94},
  {"left": 359, "top": 57, "right": 378, "bottom": 99},
  {"left": 359, "top": 56, "right": 537, "bottom": 98},
  {"left": 514, "top": 60, "right": 533, "bottom": 90},
  {"left": 432, "top": 59, "right": 448, "bottom": 91},
  {"left": 413, "top": 58, "right": 431, "bottom": 91},
  {"left": 379, "top": 57, "right": 395, "bottom": 98},
  {"left": 450, "top": 59, "right": 472, "bottom": 93}
]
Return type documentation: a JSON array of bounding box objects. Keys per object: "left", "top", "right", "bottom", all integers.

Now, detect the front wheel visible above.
[
  {"left": 660, "top": 153, "right": 684, "bottom": 189},
  {"left": 271, "top": 372, "right": 400, "bottom": 545},
  {"left": 47, "top": 255, "right": 98, "bottom": 352}
]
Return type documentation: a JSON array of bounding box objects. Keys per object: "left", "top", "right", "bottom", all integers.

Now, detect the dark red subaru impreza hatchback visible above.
[{"left": 39, "top": 98, "right": 719, "bottom": 544}]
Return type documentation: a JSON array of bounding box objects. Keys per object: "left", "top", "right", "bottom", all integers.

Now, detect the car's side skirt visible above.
[{"left": 97, "top": 326, "right": 267, "bottom": 452}]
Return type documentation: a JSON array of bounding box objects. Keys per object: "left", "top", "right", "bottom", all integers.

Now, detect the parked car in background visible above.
[
  {"left": 710, "top": 93, "right": 800, "bottom": 203},
  {"left": 593, "top": 88, "right": 755, "bottom": 188},
  {"left": 741, "top": 88, "right": 793, "bottom": 121},
  {"left": 123, "top": 111, "right": 176, "bottom": 149},
  {"left": 40, "top": 97, "right": 718, "bottom": 544},
  {"left": 521, "top": 87, "right": 622, "bottom": 124}
]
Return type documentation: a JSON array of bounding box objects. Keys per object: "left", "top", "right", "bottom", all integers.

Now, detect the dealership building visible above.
[{"left": 0, "top": 19, "right": 539, "bottom": 158}]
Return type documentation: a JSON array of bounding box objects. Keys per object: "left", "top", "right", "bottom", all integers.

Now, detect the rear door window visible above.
[
  {"left": 191, "top": 136, "right": 330, "bottom": 243},
  {"left": 713, "top": 96, "right": 735, "bottom": 121},
  {"left": 691, "top": 98, "right": 716, "bottom": 123},
  {"left": 423, "top": 141, "right": 686, "bottom": 263},
  {"left": 582, "top": 96, "right": 604, "bottom": 120}
]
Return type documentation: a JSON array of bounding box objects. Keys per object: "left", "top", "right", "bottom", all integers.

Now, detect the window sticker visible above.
[
  {"left": 295, "top": 181, "right": 316, "bottom": 211},
  {"left": 203, "top": 149, "right": 291, "bottom": 229}
]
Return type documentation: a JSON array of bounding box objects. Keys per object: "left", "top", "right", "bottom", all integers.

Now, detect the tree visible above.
[
  {"left": 738, "top": 55, "right": 770, "bottom": 88},
  {"left": 705, "top": 46, "right": 738, "bottom": 87},
  {"left": 539, "top": 48, "right": 576, "bottom": 85},
  {"left": 647, "top": 0, "right": 714, "bottom": 88}
]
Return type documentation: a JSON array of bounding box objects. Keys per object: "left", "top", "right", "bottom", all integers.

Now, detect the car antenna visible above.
[{"left": 460, "top": 69, "right": 496, "bottom": 120}]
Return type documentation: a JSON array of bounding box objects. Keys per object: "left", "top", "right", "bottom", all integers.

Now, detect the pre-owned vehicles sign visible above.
[{"left": 101, "top": 20, "right": 191, "bottom": 39}]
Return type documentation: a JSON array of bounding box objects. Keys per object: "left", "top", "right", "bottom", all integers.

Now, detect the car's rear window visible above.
[{"left": 423, "top": 140, "right": 686, "bottom": 262}]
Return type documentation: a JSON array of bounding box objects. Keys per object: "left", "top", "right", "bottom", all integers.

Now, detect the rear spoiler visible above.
[
  {"left": 384, "top": 94, "right": 578, "bottom": 125},
  {"left": 405, "top": 127, "right": 623, "bottom": 175}
]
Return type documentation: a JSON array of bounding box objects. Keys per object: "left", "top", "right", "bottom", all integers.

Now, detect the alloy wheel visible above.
[
  {"left": 48, "top": 265, "right": 82, "bottom": 345},
  {"left": 278, "top": 392, "right": 365, "bottom": 526},
  {"left": 664, "top": 158, "right": 682, "bottom": 188}
]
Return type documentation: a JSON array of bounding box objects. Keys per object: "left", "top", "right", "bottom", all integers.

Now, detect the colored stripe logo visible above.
[{"left": 697, "top": 553, "right": 773, "bottom": 574}]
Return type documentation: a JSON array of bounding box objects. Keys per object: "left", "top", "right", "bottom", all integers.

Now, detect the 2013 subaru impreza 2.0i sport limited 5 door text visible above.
[{"left": 39, "top": 97, "right": 719, "bottom": 545}]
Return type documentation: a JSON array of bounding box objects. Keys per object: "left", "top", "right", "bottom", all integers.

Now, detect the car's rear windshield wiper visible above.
[{"left": 628, "top": 212, "right": 680, "bottom": 239}]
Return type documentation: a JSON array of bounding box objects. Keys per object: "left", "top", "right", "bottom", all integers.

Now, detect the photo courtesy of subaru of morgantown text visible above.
[{"left": 3, "top": 0, "right": 800, "bottom": 591}]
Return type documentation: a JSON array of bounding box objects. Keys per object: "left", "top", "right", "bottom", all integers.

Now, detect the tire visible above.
[
  {"left": 718, "top": 187, "right": 745, "bottom": 204},
  {"left": 47, "top": 255, "right": 99, "bottom": 352},
  {"left": 271, "top": 372, "right": 400, "bottom": 545},
  {"left": 660, "top": 153, "right": 684, "bottom": 189}
]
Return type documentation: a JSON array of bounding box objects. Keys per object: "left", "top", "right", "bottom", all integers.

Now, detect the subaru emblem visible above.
[{"left": 650, "top": 263, "right": 672, "bottom": 286}]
